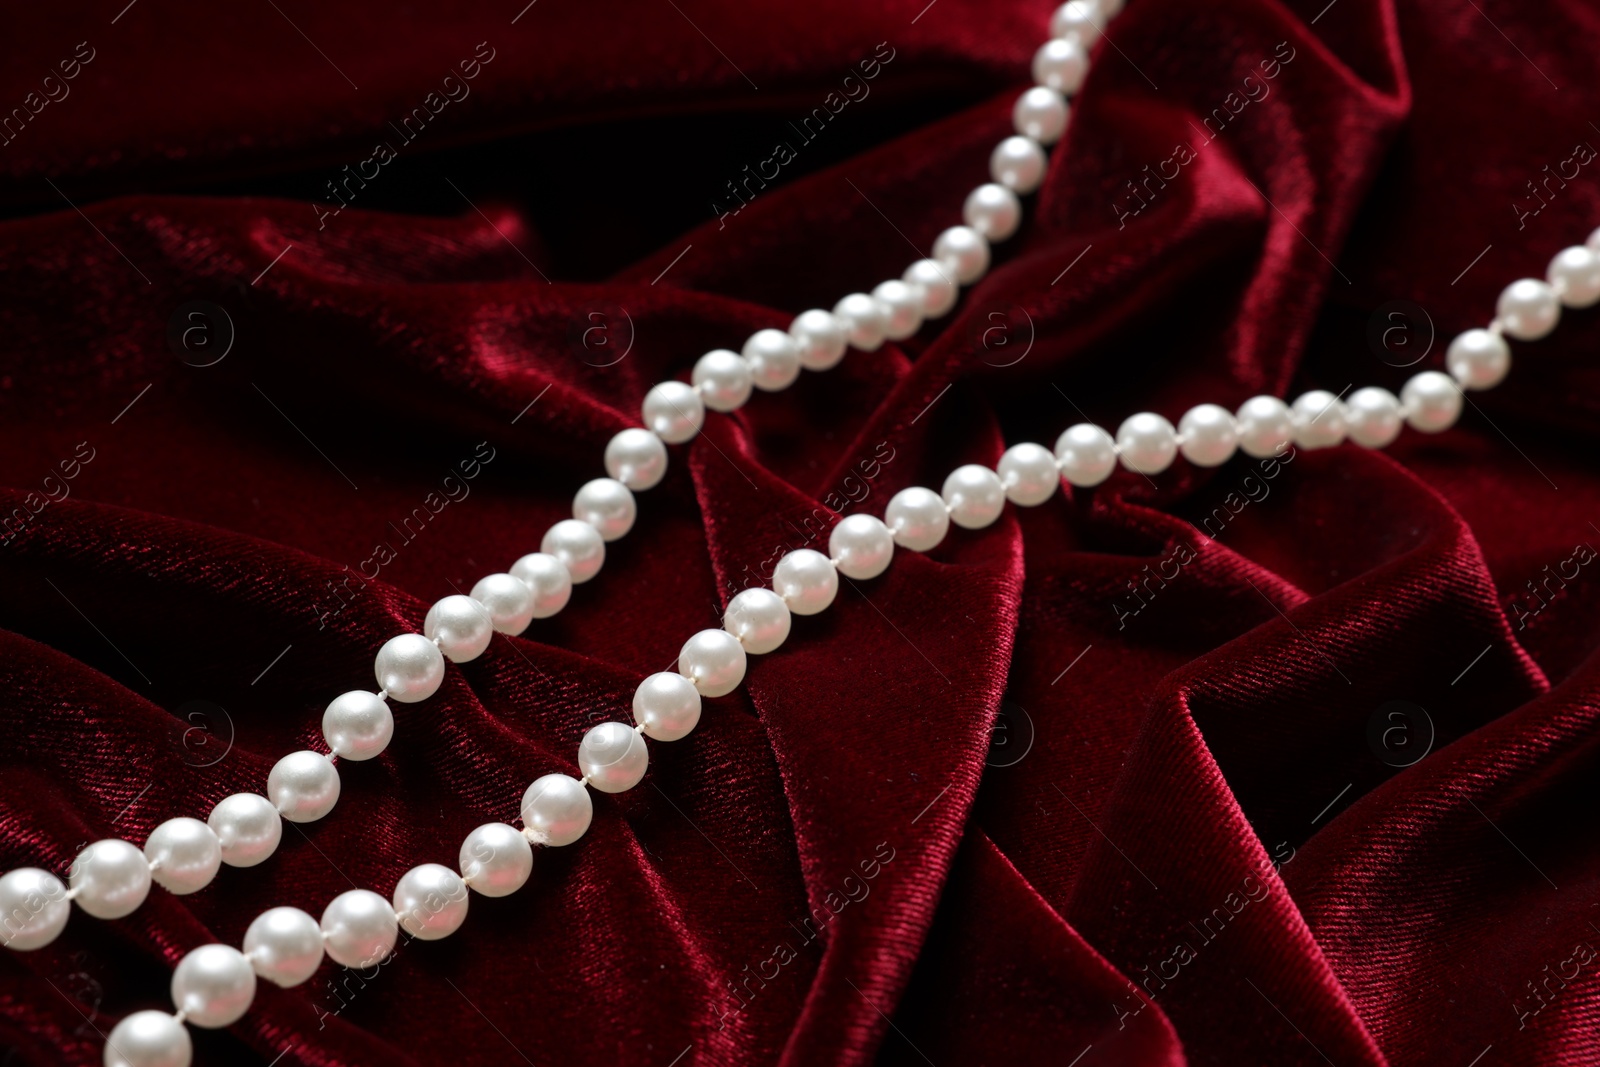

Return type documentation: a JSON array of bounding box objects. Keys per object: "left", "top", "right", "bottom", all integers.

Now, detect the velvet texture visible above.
[{"left": 3, "top": 0, "right": 1599, "bottom": 1063}]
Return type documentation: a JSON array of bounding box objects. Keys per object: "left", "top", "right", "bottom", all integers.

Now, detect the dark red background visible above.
[{"left": 3, "top": 0, "right": 1600, "bottom": 1063}]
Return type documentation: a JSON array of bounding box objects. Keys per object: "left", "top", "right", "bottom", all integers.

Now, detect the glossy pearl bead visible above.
[
  {"left": 374, "top": 632, "right": 446, "bottom": 701},
  {"left": 1050, "top": 0, "right": 1102, "bottom": 46},
  {"left": 963, "top": 184, "right": 1022, "bottom": 242},
  {"left": 1548, "top": 245, "right": 1600, "bottom": 307},
  {"left": 942, "top": 465, "right": 1006, "bottom": 529},
  {"left": 541, "top": 519, "right": 605, "bottom": 584},
  {"left": 772, "top": 548, "right": 838, "bottom": 615},
  {"left": 578, "top": 722, "right": 650, "bottom": 793},
  {"left": 829, "top": 515, "right": 894, "bottom": 579},
  {"left": 470, "top": 572, "right": 537, "bottom": 636},
  {"left": 642, "top": 380, "right": 705, "bottom": 443},
  {"left": 459, "top": 822, "right": 534, "bottom": 898},
  {"left": 208, "top": 793, "right": 282, "bottom": 868},
  {"left": 632, "top": 671, "right": 703, "bottom": 741},
  {"left": 789, "top": 310, "right": 849, "bottom": 371},
  {"left": 104, "top": 1011, "right": 191, "bottom": 1067},
  {"left": 871, "top": 280, "right": 926, "bottom": 340},
  {"left": 1344, "top": 387, "right": 1403, "bottom": 448},
  {"left": 243, "top": 906, "right": 324, "bottom": 987},
  {"left": 510, "top": 551, "right": 574, "bottom": 615},
  {"left": 722, "top": 588, "right": 791, "bottom": 655},
  {"left": 693, "top": 349, "right": 754, "bottom": 412},
  {"left": 170, "top": 944, "right": 255, "bottom": 1028},
  {"left": 1402, "top": 370, "right": 1462, "bottom": 433},
  {"left": 743, "top": 329, "right": 802, "bottom": 392},
  {"left": 833, "top": 293, "right": 890, "bottom": 351},
  {"left": 1054, "top": 423, "right": 1117, "bottom": 486},
  {"left": 70, "top": 838, "right": 150, "bottom": 920},
  {"left": 143, "top": 818, "right": 221, "bottom": 896},
  {"left": 1495, "top": 278, "right": 1560, "bottom": 340},
  {"left": 267, "top": 751, "right": 340, "bottom": 824},
  {"left": 903, "top": 260, "right": 959, "bottom": 318},
  {"left": 885, "top": 487, "right": 950, "bottom": 551},
  {"left": 1234, "top": 396, "right": 1294, "bottom": 458},
  {"left": 522, "top": 774, "right": 593, "bottom": 846},
  {"left": 679, "top": 628, "right": 747, "bottom": 697},
  {"left": 1116, "top": 413, "right": 1178, "bottom": 474},
  {"left": 1446, "top": 328, "right": 1511, "bottom": 390},
  {"left": 1032, "top": 37, "right": 1088, "bottom": 94},
  {"left": 0, "top": 868, "right": 70, "bottom": 951},
  {"left": 424, "top": 594, "right": 494, "bottom": 663},
  {"left": 991, "top": 135, "right": 1048, "bottom": 194},
  {"left": 1291, "top": 390, "right": 1348, "bottom": 450},
  {"left": 933, "top": 226, "right": 991, "bottom": 285},
  {"left": 1013, "top": 86, "right": 1069, "bottom": 144},
  {"left": 1177, "top": 404, "right": 1237, "bottom": 467},
  {"left": 320, "top": 889, "right": 398, "bottom": 969},
  {"left": 603, "top": 427, "right": 668, "bottom": 490},
  {"left": 573, "top": 477, "right": 637, "bottom": 542},
  {"left": 997, "top": 442, "right": 1060, "bottom": 505},
  {"left": 392, "top": 863, "right": 470, "bottom": 940}
]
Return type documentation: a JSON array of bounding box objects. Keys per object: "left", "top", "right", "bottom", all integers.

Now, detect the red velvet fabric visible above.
[{"left": 3, "top": 0, "right": 1599, "bottom": 1063}]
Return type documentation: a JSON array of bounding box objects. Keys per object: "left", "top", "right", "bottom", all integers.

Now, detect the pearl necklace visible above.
[{"left": 5, "top": 2, "right": 1597, "bottom": 1063}]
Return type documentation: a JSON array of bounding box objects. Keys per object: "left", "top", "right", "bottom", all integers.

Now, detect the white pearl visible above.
[
  {"left": 1495, "top": 278, "right": 1560, "bottom": 340},
  {"left": 1446, "top": 328, "right": 1510, "bottom": 390},
  {"left": 772, "top": 548, "right": 838, "bottom": 615},
  {"left": 743, "top": 329, "right": 802, "bottom": 392},
  {"left": 392, "top": 863, "right": 469, "bottom": 941},
  {"left": 1032, "top": 37, "right": 1088, "bottom": 94},
  {"left": 104, "top": 1011, "right": 191, "bottom": 1067},
  {"left": 459, "top": 822, "right": 533, "bottom": 898},
  {"left": 143, "top": 818, "right": 221, "bottom": 896},
  {"left": 933, "top": 226, "right": 991, "bottom": 285},
  {"left": 789, "top": 310, "right": 849, "bottom": 371},
  {"left": 424, "top": 595, "right": 493, "bottom": 663},
  {"left": 885, "top": 487, "right": 950, "bottom": 551},
  {"left": 962, "top": 184, "right": 1022, "bottom": 243},
  {"left": 1548, "top": 245, "right": 1600, "bottom": 307},
  {"left": 1344, "top": 387, "right": 1403, "bottom": 448},
  {"left": 903, "top": 259, "right": 959, "bottom": 318},
  {"left": 997, "top": 443, "right": 1060, "bottom": 505},
  {"left": 0, "top": 868, "right": 69, "bottom": 951},
  {"left": 1115, "top": 413, "right": 1178, "bottom": 474},
  {"left": 207, "top": 793, "right": 281, "bottom": 868},
  {"left": 1290, "top": 390, "right": 1348, "bottom": 449},
  {"left": 470, "top": 572, "right": 536, "bottom": 636},
  {"left": 522, "top": 773, "right": 593, "bottom": 846},
  {"left": 510, "top": 552, "right": 575, "bottom": 615},
  {"left": 267, "top": 751, "right": 340, "bottom": 824},
  {"left": 319, "top": 889, "right": 398, "bottom": 969},
  {"left": 722, "top": 588, "right": 791, "bottom": 655},
  {"left": 833, "top": 293, "right": 890, "bottom": 352},
  {"left": 632, "top": 671, "right": 703, "bottom": 741},
  {"left": 829, "top": 514, "right": 894, "bottom": 579},
  {"left": 170, "top": 944, "right": 255, "bottom": 1029},
  {"left": 991, "top": 136, "right": 1048, "bottom": 194},
  {"left": 1050, "top": 0, "right": 1103, "bottom": 46},
  {"left": 871, "top": 280, "right": 926, "bottom": 340},
  {"left": 679, "top": 628, "right": 747, "bottom": 697},
  {"left": 692, "top": 349, "right": 754, "bottom": 412},
  {"left": 374, "top": 632, "right": 446, "bottom": 700},
  {"left": 1054, "top": 424, "right": 1117, "bottom": 486},
  {"left": 603, "top": 427, "right": 668, "bottom": 490},
  {"left": 1234, "top": 396, "right": 1294, "bottom": 458},
  {"left": 573, "top": 477, "right": 637, "bottom": 541},
  {"left": 243, "top": 906, "right": 324, "bottom": 987},
  {"left": 541, "top": 519, "right": 605, "bottom": 584},
  {"left": 578, "top": 722, "right": 649, "bottom": 793},
  {"left": 942, "top": 465, "right": 1006, "bottom": 529},
  {"left": 1177, "top": 404, "right": 1237, "bottom": 467},
  {"left": 642, "top": 380, "right": 705, "bottom": 443},
  {"left": 1402, "top": 370, "right": 1462, "bottom": 433},
  {"left": 70, "top": 838, "right": 150, "bottom": 920},
  {"left": 1013, "top": 86, "right": 1069, "bottom": 144}
]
